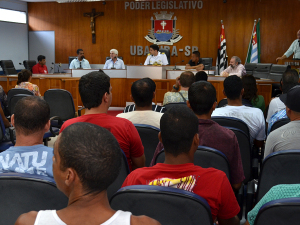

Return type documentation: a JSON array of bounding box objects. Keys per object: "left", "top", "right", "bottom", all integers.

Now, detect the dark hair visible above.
[
  {"left": 188, "top": 81, "right": 217, "bottom": 115},
  {"left": 77, "top": 49, "right": 83, "bottom": 54},
  {"left": 142, "top": 77, "right": 156, "bottom": 92},
  {"left": 14, "top": 96, "right": 50, "bottom": 135},
  {"left": 192, "top": 51, "right": 200, "bottom": 58},
  {"left": 79, "top": 71, "right": 110, "bottom": 110},
  {"left": 37, "top": 55, "right": 45, "bottom": 62},
  {"left": 223, "top": 75, "right": 243, "bottom": 100},
  {"left": 242, "top": 75, "right": 258, "bottom": 103},
  {"left": 58, "top": 122, "right": 122, "bottom": 194},
  {"left": 282, "top": 69, "right": 299, "bottom": 93},
  {"left": 195, "top": 71, "right": 208, "bottom": 82},
  {"left": 180, "top": 71, "right": 195, "bottom": 88},
  {"left": 150, "top": 44, "right": 159, "bottom": 52},
  {"left": 160, "top": 105, "right": 198, "bottom": 157},
  {"left": 131, "top": 79, "right": 153, "bottom": 107},
  {"left": 17, "top": 69, "right": 32, "bottom": 85}
]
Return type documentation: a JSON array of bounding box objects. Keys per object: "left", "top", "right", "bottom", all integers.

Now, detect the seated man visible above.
[
  {"left": 32, "top": 55, "right": 48, "bottom": 74},
  {"left": 195, "top": 71, "right": 208, "bottom": 81},
  {"left": 220, "top": 56, "right": 246, "bottom": 77},
  {"left": 163, "top": 71, "right": 195, "bottom": 105},
  {"left": 103, "top": 49, "right": 125, "bottom": 69},
  {"left": 151, "top": 81, "right": 244, "bottom": 191},
  {"left": 69, "top": 49, "right": 91, "bottom": 69},
  {"left": 15, "top": 122, "right": 160, "bottom": 225},
  {"left": 267, "top": 69, "right": 299, "bottom": 134},
  {"left": 245, "top": 184, "right": 300, "bottom": 225},
  {"left": 59, "top": 71, "right": 145, "bottom": 171},
  {"left": 185, "top": 51, "right": 204, "bottom": 71},
  {"left": 264, "top": 85, "right": 300, "bottom": 158},
  {"left": 144, "top": 44, "right": 168, "bottom": 66},
  {"left": 122, "top": 106, "right": 240, "bottom": 225},
  {"left": 117, "top": 79, "right": 163, "bottom": 128},
  {"left": 212, "top": 75, "right": 265, "bottom": 147},
  {"left": 0, "top": 96, "right": 53, "bottom": 177},
  {"left": 123, "top": 78, "right": 166, "bottom": 113}
]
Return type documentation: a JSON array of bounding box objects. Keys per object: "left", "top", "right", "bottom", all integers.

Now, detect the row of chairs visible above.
[
  {"left": 245, "top": 63, "right": 290, "bottom": 81},
  {"left": 0, "top": 60, "right": 37, "bottom": 75}
]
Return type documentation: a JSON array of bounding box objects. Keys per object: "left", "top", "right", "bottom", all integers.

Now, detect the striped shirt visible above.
[{"left": 267, "top": 109, "right": 287, "bottom": 135}]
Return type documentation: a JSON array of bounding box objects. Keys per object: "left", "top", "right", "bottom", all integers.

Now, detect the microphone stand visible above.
[
  {"left": 111, "top": 57, "right": 116, "bottom": 69},
  {"left": 173, "top": 60, "right": 184, "bottom": 70}
]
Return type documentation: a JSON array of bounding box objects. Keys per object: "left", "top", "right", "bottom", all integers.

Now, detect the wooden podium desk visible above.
[{"left": 277, "top": 59, "right": 300, "bottom": 70}]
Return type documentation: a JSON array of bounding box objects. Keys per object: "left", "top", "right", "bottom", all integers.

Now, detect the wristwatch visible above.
[{"left": 173, "top": 85, "right": 179, "bottom": 90}]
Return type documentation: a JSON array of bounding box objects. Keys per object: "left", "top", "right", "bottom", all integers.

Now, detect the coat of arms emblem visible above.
[{"left": 145, "top": 11, "right": 183, "bottom": 45}]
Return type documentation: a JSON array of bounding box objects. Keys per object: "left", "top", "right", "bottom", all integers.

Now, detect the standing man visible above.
[
  {"left": 185, "top": 51, "right": 204, "bottom": 71},
  {"left": 69, "top": 49, "right": 91, "bottom": 69},
  {"left": 144, "top": 44, "right": 168, "bottom": 66},
  {"left": 276, "top": 30, "right": 300, "bottom": 62},
  {"left": 103, "top": 49, "right": 125, "bottom": 69},
  {"left": 220, "top": 56, "right": 246, "bottom": 77},
  {"left": 32, "top": 55, "right": 48, "bottom": 74}
]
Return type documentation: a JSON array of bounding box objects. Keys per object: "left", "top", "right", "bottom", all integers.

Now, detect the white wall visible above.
[{"left": 0, "top": 0, "right": 28, "bottom": 72}]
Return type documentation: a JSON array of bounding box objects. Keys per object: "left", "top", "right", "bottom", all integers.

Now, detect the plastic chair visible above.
[
  {"left": 7, "top": 89, "right": 34, "bottom": 115},
  {"left": 0, "top": 60, "right": 17, "bottom": 75},
  {"left": 245, "top": 63, "right": 257, "bottom": 75},
  {"left": 253, "top": 63, "right": 272, "bottom": 79},
  {"left": 164, "top": 102, "right": 187, "bottom": 110},
  {"left": 23, "top": 60, "right": 37, "bottom": 72},
  {"left": 269, "top": 118, "right": 290, "bottom": 133},
  {"left": 201, "top": 58, "right": 213, "bottom": 70},
  {"left": 110, "top": 185, "right": 213, "bottom": 225}
]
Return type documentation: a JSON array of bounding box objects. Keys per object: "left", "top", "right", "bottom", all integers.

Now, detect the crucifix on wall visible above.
[{"left": 84, "top": 8, "right": 104, "bottom": 44}]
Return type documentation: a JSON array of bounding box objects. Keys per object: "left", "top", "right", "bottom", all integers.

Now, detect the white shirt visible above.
[
  {"left": 144, "top": 52, "right": 168, "bottom": 65},
  {"left": 117, "top": 110, "right": 163, "bottom": 129},
  {"left": 284, "top": 39, "right": 300, "bottom": 59},
  {"left": 69, "top": 58, "right": 91, "bottom": 69},
  {"left": 220, "top": 64, "right": 247, "bottom": 77},
  {"left": 103, "top": 58, "right": 125, "bottom": 69},
  {"left": 212, "top": 105, "right": 266, "bottom": 143},
  {"left": 266, "top": 97, "right": 286, "bottom": 123}
]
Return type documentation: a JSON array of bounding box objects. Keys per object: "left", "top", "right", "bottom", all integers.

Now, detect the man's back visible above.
[
  {"left": 60, "top": 114, "right": 144, "bottom": 171},
  {"left": 163, "top": 90, "right": 188, "bottom": 105},
  {"left": 117, "top": 111, "right": 163, "bottom": 129}
]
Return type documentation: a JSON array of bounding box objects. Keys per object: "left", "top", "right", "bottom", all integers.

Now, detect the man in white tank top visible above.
[{"left": 15, "top": 123, "right": 160, "bottom": 225}]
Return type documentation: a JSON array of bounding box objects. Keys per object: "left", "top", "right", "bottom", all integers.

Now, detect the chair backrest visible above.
[
  {"left": 134, "top": 124, "right": 160, "bottom": 167},
  {"left": 270, "top": 118, "right": 290, "bottom": 133},
  {"left": 164, "top": 102, "right": 187, "bottom": 110},
  {"left": 224, "top": 127, "right": 252, "bottom": 183},
  {"left": 7, "top": 89, "right": 34, "bottom": 115},
  {"left": 211, "top": 116, "right": 250, "bottom": 139},
  {"left": 253, "top": 63, "right": 272, "bottom": 79},
  {"left": 201, "top": 58, "right": 213, "bottom": 70},
  {"left": 155, "top": 146, "right": 231, "bottom": 181},
  {"left": 110, "top": 185, "right": 213, "bottom": 225},
  {"left": 68, "top": 56, "right": 77, "bottom": 67},
  {"left": 217, "top": 98, "right": 253, "bottom": 108},
  {"left": 105, "top": 56, "right": 123, "bottom": 61},
  {"left": 159, "top": 49, "right": 170, "bottom": 65},
  {"left": 245, "top": 63, "right": 257, "bottom": 75},
  {"left": 268, "top": 64, "right": 290, "bottom": 82},
  {"left": 254, "top": 198, "right": 300, "bottom": 225},
  {"left": 256, "top": 150, "right": 300, "bottom": 202},
  {"left": 23, "top": 60, "right": 37, "bottom": 72},
  {"left": 10, "top": 94, "right": 33, "bottom": 115},
  {"left": 0, "top": 173, "right": 68, "bottom": 225},
  {"left": 44, "top": 89, "right": 75, "bottom": 121},
  {"left": 0, "top": 60, "right": 17, "bottom": 75},
  {"left": 107, "top": 149, "right": 130, "bottom": 200}
]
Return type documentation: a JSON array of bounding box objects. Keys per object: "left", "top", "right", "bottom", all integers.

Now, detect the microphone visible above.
[
  {"left": 173, "top": 60, "right": 184, "bottom": 70},
  {"left": 52, "top": 62, "right": 61, "bottom": 73}
]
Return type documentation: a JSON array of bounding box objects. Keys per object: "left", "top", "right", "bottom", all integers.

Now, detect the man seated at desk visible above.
[
  {"left": 220, "top": 56, "right": 246, "bottom": 77},
  {"left": 32, "top": 55, "right": 48, "bottom": 74},
  {"left": 185, "top": 51, "right": 204, "bottom": 71},
  {"left": 69, "top": 49, "right": 91, "bottom": 69},
  {"left": 103, "top": 49, "right": 125, "bottom": 69},
  {"left": 144, "top": 44, "right": 168, "bottom": 66}
]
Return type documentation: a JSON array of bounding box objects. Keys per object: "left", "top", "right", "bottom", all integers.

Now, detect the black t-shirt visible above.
[{"left": 188, "top": 58, "right": 203, "bottom": 66}]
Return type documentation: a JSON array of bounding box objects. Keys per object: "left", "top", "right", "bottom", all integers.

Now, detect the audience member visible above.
[
  {"left": 245, "top": 184, "right": 300, "bottom": 225},
  {"left": 151, "top": 81, "right": 244, "bottom": 190},
  {"left": 267, "top": 69, "right": 299, "bottom": 134},
  {"left": 32, "top": 55, "right": 48, "bottom": 74},
  {"left": 123, "top": 78, "right": 166, "bottom": 113},
  {"left": 242, "top": 75, "right": 265, "bottom": 112},
  {"left": 59, "top": 71, "right": 145, "bottom": 171},
  {"left": 163, "top": 71, "right": 195, "bottom": 105},
  {"left": 122, "top": 105, "right": 240, "bottom": 225},
  {"left": 117, "top": 79, "right": 163, "bottom": 128},
  {"left": 185, "top": 51, "right": 204, "bottom": 71},
  {"left": 0, "top": 96, "right": 53, "bottom": 177},
  {"left": 15, "top": 122, "right": 160, "bottom": 225},
  {"left": 15, "top": 69, "right": 41, "bottom": 96},
  {"left": 212, "top": 75, "right": 265, "bottom": 147},
  {"left": 220, "top": 56, "right": 246, "bottom": 77},
  {"left": 195, "top": 71, "right": 208, "bottom": 82},
  {"left": 264, "top": 85, "right": 300, "bottom": 158}
]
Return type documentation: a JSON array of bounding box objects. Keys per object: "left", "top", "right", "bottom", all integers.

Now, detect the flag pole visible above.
[{"left": 245, "top": 19, "right": 257, "bottom": 64}]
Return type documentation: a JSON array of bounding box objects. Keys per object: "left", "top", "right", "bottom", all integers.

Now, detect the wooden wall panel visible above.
[{"left": 28, "top": 0, "right": 300, "bottom": 66}]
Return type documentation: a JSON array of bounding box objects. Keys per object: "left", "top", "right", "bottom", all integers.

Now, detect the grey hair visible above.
[
  {"left": 232, "top": 56, "right": 241, "bottom": 64},
  {"left": 110, "top": 49, "right": 118, "bottom": 55}
]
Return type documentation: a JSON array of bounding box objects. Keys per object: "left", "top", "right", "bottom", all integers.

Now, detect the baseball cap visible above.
[{"left": 279, "top": 85, "right": 300, "bottom": 112}]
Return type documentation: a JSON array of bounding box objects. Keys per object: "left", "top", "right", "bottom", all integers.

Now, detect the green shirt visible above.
[
  {"left": 251, "top": 95, "right": 265, "bottom": 112},
  {"left": 248, "top": 184, "right": 300, "bottom": 225}
]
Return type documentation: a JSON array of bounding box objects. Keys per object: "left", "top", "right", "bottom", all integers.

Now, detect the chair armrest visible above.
[
  {"left": 245, "top": 180, "right": 256, "bottom": 219},
  {"left": 78, "top": 107, "right": 85, "bottom": 116},
  {"left": 50, "top": 116, "right": 63, "bottom": 136},
  {"left": 252, "top": 158, "right": 259, "bottom": 179},
  {"left": 235, "top": 184, "right": 244, "bottom": 220},
  {"left": 9, "top": 126, "right": 15, "bottom": 145}
]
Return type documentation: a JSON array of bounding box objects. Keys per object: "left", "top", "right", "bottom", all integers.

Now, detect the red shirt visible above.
[
  {"left": 60, "top": 114, "right": 144, "bottom": 171},
  {"left": 122, "top": 163, "right": 240, "bottom": 221},
  {"left": 32, "top": 63, "right": 48, "bottom": 74}
]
